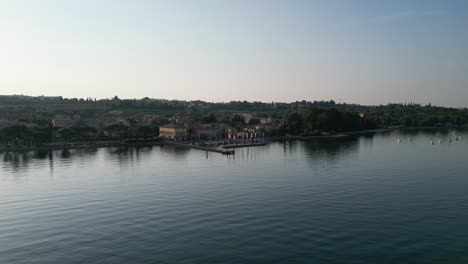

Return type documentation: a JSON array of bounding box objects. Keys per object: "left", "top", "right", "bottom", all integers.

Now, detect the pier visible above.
[
  {"left": 220, "top": 142, "right": 267, "bottom": 149},
  {"left": 163, "top": 141, "right": 236, "bottom": 155},
  {"left": 162, "top": 140, "right": 270, "bottom": 155}
]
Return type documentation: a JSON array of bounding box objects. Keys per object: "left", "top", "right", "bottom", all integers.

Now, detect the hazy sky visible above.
[{"left": 1, "top": 0, "right": 467, "bottom": 106}]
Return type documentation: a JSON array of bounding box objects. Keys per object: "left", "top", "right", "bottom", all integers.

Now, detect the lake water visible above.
[{"left": 1, "top": 129, "right": 468, "bottom": 264}]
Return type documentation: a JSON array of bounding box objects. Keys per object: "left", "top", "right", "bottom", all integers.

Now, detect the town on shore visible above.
[{"left": 0, "top": 95, "right": 467, "bottom": 151}]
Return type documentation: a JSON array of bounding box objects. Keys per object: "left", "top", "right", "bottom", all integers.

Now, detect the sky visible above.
[{"left": 0, "top": 0, "right": 467, "bottom": 107}]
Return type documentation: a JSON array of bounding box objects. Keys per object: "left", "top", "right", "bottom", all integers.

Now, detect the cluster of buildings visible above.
[{"left": 158, "top": 123, "right": 268, "bottom": 142}]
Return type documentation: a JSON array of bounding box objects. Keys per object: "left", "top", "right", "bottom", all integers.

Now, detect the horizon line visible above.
[{"left": 1, "top": 94, "right": 462, "bottom": 109}]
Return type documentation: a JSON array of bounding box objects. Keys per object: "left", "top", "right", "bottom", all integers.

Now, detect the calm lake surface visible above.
[{"left": 1, "top": 129, "right": 468, "bottom": 264}]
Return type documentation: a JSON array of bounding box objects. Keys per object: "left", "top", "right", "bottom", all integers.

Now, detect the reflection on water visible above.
[
  {"left": 0, "top": 148, "right": 99, "bottom": 172},
  {"left": 158, "top": 144, "right": 190, "bottom": 157},
  {"left": 301, "top": 136, "right": 360, "bottom": 161},
  {"left": 0, "top": 133, "right": 393, "bottom": 172},
  {"left": 104, "top": 146, "right": 156, "bottom": 165},
  {"left": 0, "top": 134, "right": 368, "bottom": 172},
  {"left": 0, "top": 145, "right": 194, "bottom": 173},
  {"left": 1, "top": 129, "right": 468, "bottom": 264},
  {"left": 2, "top": 129, "right": 465, "bottom": 172}
]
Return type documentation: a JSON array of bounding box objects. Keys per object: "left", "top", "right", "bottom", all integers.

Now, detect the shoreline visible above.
[
  {"left": 1, "top": 126, "right": 464, "bottom": 152},
  {"left": 0, "top": 141, "right": 163, "bottom": 152}
]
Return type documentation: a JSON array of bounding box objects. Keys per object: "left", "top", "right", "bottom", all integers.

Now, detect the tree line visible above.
[{"left": 281, "top": 108, "right": 376, "bottom": 135}]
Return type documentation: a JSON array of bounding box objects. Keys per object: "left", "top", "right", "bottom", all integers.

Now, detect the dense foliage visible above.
[
  {"left": 282, "top": 108, "right": 376, "bottom": 135},
  {"left": 364, "top": 103, "right": 468, "bottom": 127},
  {"left": 0, "top": 125, "right": 52, "bottom": 144}
]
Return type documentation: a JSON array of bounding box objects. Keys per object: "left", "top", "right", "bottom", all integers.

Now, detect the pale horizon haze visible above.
[{"left": 1, "top": 0, "right": 467, "bottom": 107}]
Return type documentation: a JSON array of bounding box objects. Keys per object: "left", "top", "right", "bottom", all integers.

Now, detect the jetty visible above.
[
  {"left": 163, "top": 141, "right": 235, "bottom": 155},
  {"left": 220, "top": 142, "right": 267, "bottom": 149}
]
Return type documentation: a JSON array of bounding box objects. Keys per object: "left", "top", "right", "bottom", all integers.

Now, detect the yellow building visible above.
[{"left": 159, "top": 125, "right": 187, "bottom": 141}]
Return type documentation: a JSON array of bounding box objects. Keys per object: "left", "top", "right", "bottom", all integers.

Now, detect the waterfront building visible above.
[
  {"left": 227, "top": 127, "right": 258, "bottom": 140},
  {"left": 192, "top": 124, "right": 227, "bottom": 140},
  {"left": 159, "top": 125, "right": 188, "bottom": 141}
]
